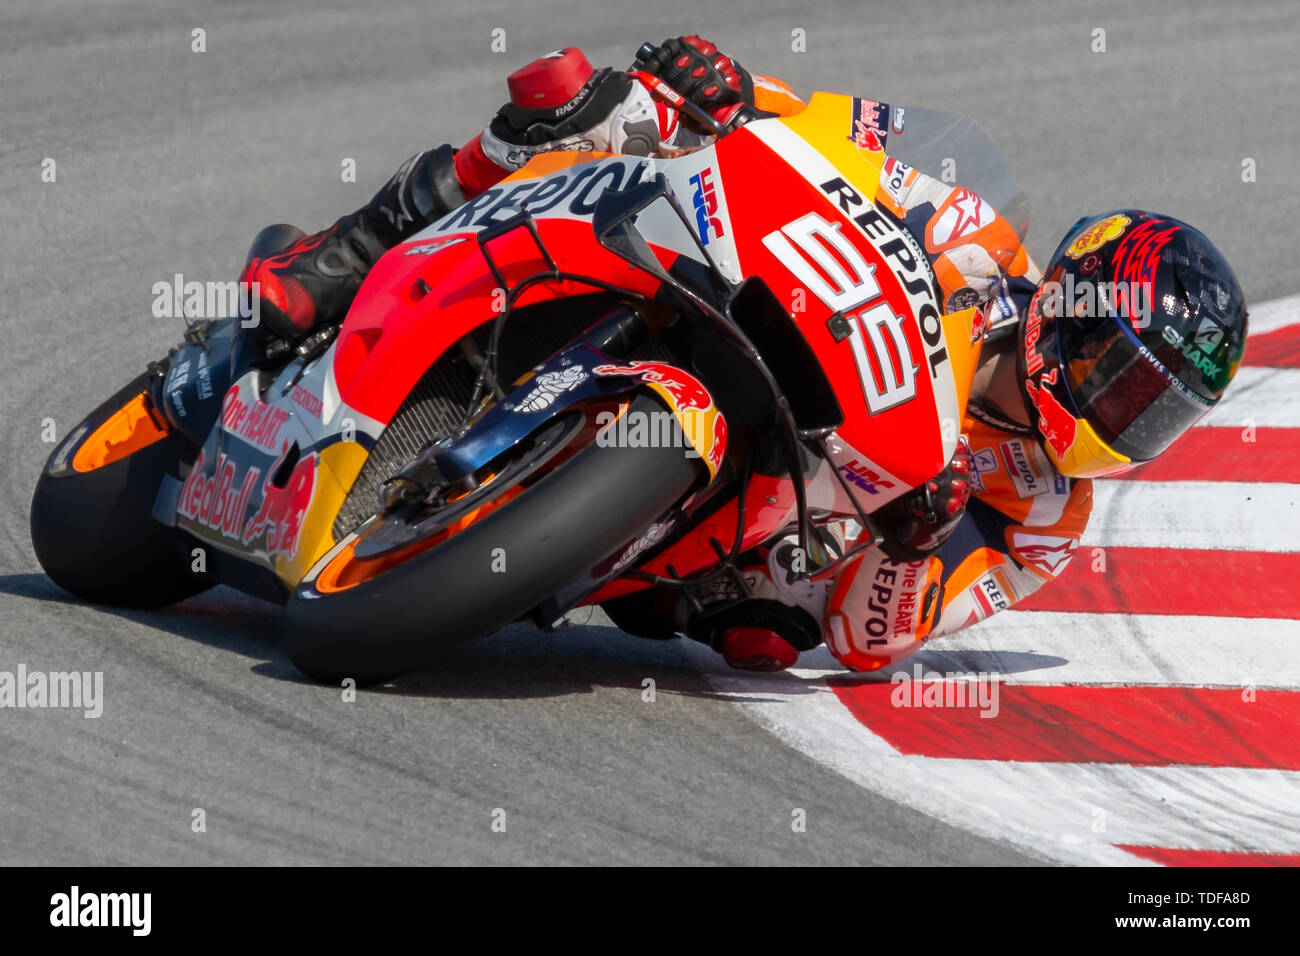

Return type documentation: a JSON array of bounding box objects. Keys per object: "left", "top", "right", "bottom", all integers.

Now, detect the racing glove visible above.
[
  {"left": 871, "top": 437, "right": 974, "bottom": 562},
  {"left": 635, "top": 35, "right": 763, "bottom": 132}
]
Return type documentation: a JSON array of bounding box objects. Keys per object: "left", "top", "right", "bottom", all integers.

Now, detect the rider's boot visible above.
[
  {"left": 241, "top": 144, "right": 466, "bottom": 342},
  {"left": 676, "top": 533, "right": 833, "bottom": 672},
  {"left": 241, "top": 48, "right": 673, "bottom": 345}
]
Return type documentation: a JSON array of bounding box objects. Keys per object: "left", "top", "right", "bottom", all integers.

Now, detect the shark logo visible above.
[
  {"left": 1193, "top": 315, "right": 1224, "bottom": 350},
  {"left": 1161, "top": 317, "right": 1228, "bottom": 379}
]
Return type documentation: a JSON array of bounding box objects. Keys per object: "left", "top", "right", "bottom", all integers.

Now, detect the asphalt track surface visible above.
[{"left": 1, "top": 0, "right": 1297, "bottom": 865}]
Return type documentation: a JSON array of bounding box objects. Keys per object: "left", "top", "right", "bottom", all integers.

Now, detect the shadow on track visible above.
[
  {"left": 0, "top": 572, "right": 743, "bottom": 702},
  {"left": 0, "top": 573, "right": 1070, "bottom": 702}
]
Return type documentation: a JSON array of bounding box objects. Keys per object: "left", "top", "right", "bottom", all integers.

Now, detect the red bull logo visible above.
[
  {"left": 592, "top": 362, "right": 726, "bottom": 475},
  {"left": 705, "top": 415, "right": 727, "bottom": 473},
  {"left": 848, "top": 97, "right": 886, "bottom": 152},
  {"left": 242, "top": 443, "right": 318, "bottom": 559},
  {"left": 593, "top": 362, "right": 712, "bottom": 411},
  {"left": 1024, "top": 368, "right": 1078, "bottom": 460},
  {"left": 175, "top": 442, "right": 317, "bottom": 561},
  {"left": 1024, "top": 290, "right": 1046, "bottom": 375},
  {"left": 176, "top": 449, "right": 260, "bottom": 540}
]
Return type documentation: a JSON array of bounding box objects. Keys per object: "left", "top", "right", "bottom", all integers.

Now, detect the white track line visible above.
[
  {"left": 686, "top": 644, "right": 1300, "bottom": 864},
  {"left": 682, "top": 643, "right": 1143, "bottom": 864},
  {"left": 682, "top": 295, "right": 1300, "bottom": 864},
  {"left": 1199, "top": 367, "right": 1300, "bottom": 428},
  {"left": 1083, "top": 480, "right": 1298, "bottom": 552},
  {"left": 1247, "top": 293, "right": 1300, "bottom": 335}
]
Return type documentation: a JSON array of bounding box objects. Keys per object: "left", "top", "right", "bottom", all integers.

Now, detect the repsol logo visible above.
[
  {"left": 862, "top": 563, "right": 898, "bottom": 646},
  {"left": 436, "top": 158, "right": 649, "bottom": 232},
  {"left": 819, "top": 178, "right": 947, "bottom": 379},
  {"left": 860, "top": 559, "right": 928, "bottom": 648}
]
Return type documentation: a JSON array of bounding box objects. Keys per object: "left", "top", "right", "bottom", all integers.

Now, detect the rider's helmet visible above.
[{"left": 1018, "top": 210, "right": 1248, "bottom": 477}]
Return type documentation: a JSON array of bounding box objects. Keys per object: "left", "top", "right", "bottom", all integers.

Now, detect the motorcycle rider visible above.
[{"left": 243, "top": 37, "right": 1249, "bottom": 673}]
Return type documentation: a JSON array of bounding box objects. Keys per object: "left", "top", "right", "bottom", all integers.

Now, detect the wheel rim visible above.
[{"left": 309, "top": 399, "right": 627, "bottom": 594}]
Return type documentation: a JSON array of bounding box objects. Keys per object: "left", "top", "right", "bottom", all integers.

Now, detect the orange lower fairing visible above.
[{"left": 72, "top": 392, "right": 170, "bottom": 473}]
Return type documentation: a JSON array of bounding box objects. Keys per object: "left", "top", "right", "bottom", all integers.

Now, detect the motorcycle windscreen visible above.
[
  {"left": 883, "top": 105, "right": 1030, "bottom": 249},
  {"left": 821, "top": 102, "right": 1024, "bottom": 502}
]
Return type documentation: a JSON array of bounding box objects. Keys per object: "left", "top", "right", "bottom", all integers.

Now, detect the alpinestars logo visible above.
[
  {"left": 969, "top": 446, "right": 999, "bottom": 493},
  {"left": 515, "top": 365, "right": 588, "bottom": 413},
  {"left": 403, "top": 235, "right": 467, "bottom": 257},
  {"left": 928, "top": 189, "right": 995, "bottom": 248},
  {"left": 379, "top": 154, "right": 420, "bottom": 233},
  {"left": 1010, "top": 532, "right": 1078, "bottom": 577}
]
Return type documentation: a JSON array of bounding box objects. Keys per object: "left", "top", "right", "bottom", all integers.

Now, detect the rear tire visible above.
[
  {"left": 30, "top": 374, "right": 209, "bottom": 608},
  {"left": 283, "top": 394, "right": 700, "bottom": 685}
]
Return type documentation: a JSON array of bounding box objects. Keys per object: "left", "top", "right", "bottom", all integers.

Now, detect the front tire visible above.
[{"left": 283, "top": 394, "right": 701, "bottom": 685}]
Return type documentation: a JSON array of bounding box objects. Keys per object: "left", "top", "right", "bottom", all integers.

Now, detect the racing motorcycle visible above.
[{"left": 31, "top": 55, "right": 1029, "bottom": 684}]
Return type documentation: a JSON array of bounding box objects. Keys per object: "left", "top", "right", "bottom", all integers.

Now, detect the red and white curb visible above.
[{"left": 684, "top": 293, "right": 1300, "bottom": 866}]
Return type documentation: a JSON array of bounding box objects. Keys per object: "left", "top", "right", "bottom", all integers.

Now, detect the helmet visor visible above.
[{"left": 1063, "top": 318, "right": 1215, "bottom": 461}]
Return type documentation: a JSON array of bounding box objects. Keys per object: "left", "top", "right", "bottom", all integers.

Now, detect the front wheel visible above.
[{"left": 283, "top": 394, "right": 702, "bottom": 685}]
